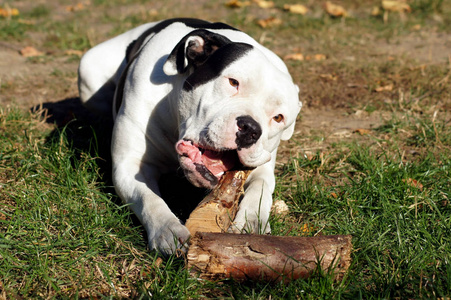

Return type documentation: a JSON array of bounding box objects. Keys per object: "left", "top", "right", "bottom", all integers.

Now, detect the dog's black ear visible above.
[{"left": 163, "top": 29, "right": 232, "bottom": 76}]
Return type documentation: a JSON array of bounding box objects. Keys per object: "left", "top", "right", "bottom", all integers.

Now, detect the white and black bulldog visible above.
[{"left": 78, "top": 18, "right": 302, "bottom": 256}]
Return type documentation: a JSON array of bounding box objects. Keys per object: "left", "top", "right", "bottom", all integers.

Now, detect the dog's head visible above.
[{"left": 163, "top": 29, "right": 302, "bottom": 189}]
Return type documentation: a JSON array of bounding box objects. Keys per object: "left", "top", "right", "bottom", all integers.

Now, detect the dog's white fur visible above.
[{"left": 78, "top": 19, "right": 301, "bottom": 255}]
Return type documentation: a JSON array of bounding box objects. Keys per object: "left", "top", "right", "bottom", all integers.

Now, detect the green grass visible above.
[
  {"left": 279, "top": 110, "right": 451, "bottom": 297},
  {"left": 1, "top": 0, "right": 451, "bottom": 298},
  {"left": 0, "top": 19, "right": 31, "bottom": 40},
  {"left": 1, "top": 105, "right": 450, "bottom": 298}
]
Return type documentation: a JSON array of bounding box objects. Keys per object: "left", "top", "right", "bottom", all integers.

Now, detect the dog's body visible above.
[{"left": 78, "top": 18, "right": 301, "bottom": 255}]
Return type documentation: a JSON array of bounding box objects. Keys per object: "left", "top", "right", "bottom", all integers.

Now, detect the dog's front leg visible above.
[
  {"left": 231, "top": 162, "right": 276, "bottom": 234},
  {"left": 113, "top": 159, "right": 190, "bottom": 256}
]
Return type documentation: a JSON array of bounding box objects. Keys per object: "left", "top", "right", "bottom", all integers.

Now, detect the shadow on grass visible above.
[{"left": 31, "top": 97, "right": 207, "bottom": 224}]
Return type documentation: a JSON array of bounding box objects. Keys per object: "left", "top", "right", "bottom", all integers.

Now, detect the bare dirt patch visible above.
[{"left": 376, "top": 30, "right": 451, "bottom": 64}]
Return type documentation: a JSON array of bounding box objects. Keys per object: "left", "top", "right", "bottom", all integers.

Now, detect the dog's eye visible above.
[
  {"left": 229, "top": 78, "right": 239, "bottom": 88},
  {"left": 273, "top": 114, "right": 284, "bottom": 123}
]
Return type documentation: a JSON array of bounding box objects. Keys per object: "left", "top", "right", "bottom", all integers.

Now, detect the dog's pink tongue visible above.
[
  {"left": 176, "top": 140, "right": 236, "bottom": 177},
  {"left": 201, "top": 150, "right": 236, "bottom": 176}
]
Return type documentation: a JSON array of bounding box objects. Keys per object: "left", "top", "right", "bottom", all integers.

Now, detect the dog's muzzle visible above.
[{"left": 175, "top": 115, "right": 270, "bottom": 188}]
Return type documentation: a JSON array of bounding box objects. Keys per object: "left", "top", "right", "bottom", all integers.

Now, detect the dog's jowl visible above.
[{"left": 78, "top": 18, "right": 302, "bottom": 255}]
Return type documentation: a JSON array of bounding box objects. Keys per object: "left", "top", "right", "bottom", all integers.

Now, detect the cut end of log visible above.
[{"left": 185, "top": 170, "right": 251, "bottom": 235}]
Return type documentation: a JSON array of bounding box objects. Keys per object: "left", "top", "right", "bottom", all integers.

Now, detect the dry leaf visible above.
[
  {"left": 319, "top": 73, "right": 337, "bottom": 80},
  {"left": 371, "top": 6, "right": 381, "bottom": 16},
  {"left": 66, "top": 2, "right": 86, "bottom": 12},
  {"left": 330, "top": 192, "right": 338, "bottom": 199},
  {"left": 382, "top": 0, "right": 411, "bottom": 12},
  {"left": 314, "top": 54, "right": 327, "bottom": 61},
  {"left": 64, "top": 49, "right": 84, "bottom": 57},
  {"left": 301, "top": 223, "right": 316, "bottom": 233},
  {"left": 0, "top": 7, "right": 19, "bottom": 17},
  {"left": 403, "top": 178, "right": 424, "bottom": 190},
  {"left": 411, "top": 24, "right": 421, "bottom": 31},
  {"left": 257, "top": 17, "right": 282, "bottom": 28},
  {"left": 225, "top": 0, "right": 251, "bottom": 8},
  {"left": 375, "top": 84, "right": 393, "bottom": 92},
  {"left": 256, "top": 0, "right": 274, "bottom": 9},
  {"left": 19, "top": 46, "right": 44, "bottom": 58},
  {"left": 306, "top": 54, "right": 327, "bottom": 61},
  {"left": 284, "top": 53, "right": 305, "bottom": 61},
  {"left": 155, "top": 257, "right": 163, "bottom": 268},
  {"left": 283, "top": 4, "right": 308, "bottom": 15},
  {"left": 354, "top": 128, "right": 371, "bottom": 135},
  {"left": 324, "top": 1, "right": 347, "bottom": 17},
  {"left": 148, "top": 9, "right": 158, "bottom": 17}
]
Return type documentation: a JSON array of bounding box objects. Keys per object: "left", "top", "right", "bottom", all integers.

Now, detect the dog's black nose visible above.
[{"left": 235, "top": 115, "right": 262, "bottom": 150}]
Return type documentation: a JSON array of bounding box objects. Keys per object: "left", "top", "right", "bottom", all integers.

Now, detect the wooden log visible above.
[
  {"left": 184, "top": 170, "right": 353, "bottom": 282},
  {"left": 187, "top": 232, "right": 352, "bottom": 282},
  {"left": 185, "top": 170, "right": 251, "bottom": 235}
]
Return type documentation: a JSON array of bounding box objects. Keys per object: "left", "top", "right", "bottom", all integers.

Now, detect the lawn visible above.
[{"left": 1, "top": 0, "right": 450, "bottom": 298}]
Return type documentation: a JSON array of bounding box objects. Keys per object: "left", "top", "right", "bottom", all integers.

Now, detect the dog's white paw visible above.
[
  {"left": 230, "top": 210, "right": 271, "bottom": 235},
  {"left": 149, "top": 218, "right": 190, "bottom": 256}
]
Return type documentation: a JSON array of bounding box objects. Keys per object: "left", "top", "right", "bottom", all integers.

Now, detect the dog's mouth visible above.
[{"left": 176, "top": 140, "right": 243, "bottom": 187}]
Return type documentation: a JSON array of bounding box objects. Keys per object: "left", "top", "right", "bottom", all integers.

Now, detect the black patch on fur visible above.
[
  {"left": 168, "top": 29, "right": 233, "bottom": 74},
  {"left": 116, "top": 18, "right": 240, "bottom": 114},
  {"left": 126, "top": 18, "right": 239, "bottom": 63},
  {"left": 183, "top": 43, "right": 253, "bottom": 91}
]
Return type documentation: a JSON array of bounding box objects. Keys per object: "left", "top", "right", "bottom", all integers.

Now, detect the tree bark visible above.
[{"left": 187, "top": 232, "right": 352, "bottom": 282}]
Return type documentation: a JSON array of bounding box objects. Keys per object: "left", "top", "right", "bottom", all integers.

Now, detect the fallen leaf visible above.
[
  {"left": 66, "top": 2, "right": 86, "bottom": 12},
  {"left": 19, "top": 46, "right": 44, "bottom": 57},
  {"left": 323, "top": 1, "right": 347, "bottom": 17},
  {"left": 371, "top": 6, "right": 382, "bottom": 16},
  {"left": 330, "top": 192, "right": 338, "bottom": 199},
  {"left": 64, "top": 49, "right": 84, "bottom": 57},
  {"left": 301, "top": 223, "right": 316, "bottom": 233},
  {"left": 284, "top": 53, "right": 304, "bottom": 61},
  {"left": 257, "top": 17, "right": 282, "bottom": 28},
  {"left": 306, "top": 54, "right": 326, "bottom": 61},
  {"left": 155, "top": 257, "right": 163, "bottom": 268},
  {"left": 283, "top": 4, "right": 308, "bottom": 15},
  {"left": 225, "top": 0, "right": 251, "bottom": 8},
  {"left": 256, "top": 0, "right": 274, "bottom": 9},
  {"left": 375, "top": 84, "right": 393, "bottom": 92},
  {"left": 403, "top": 178, "right": 423, "bottom": 190},
  {"left": 148, "top": 9, "right": 158, "bottom": 17},
  {"left": 382, "top": 0, "right": 411, "bottom": 12},
  {"left": 314, "top": 54, "right": 326, "bottom": 60},
  {"left": 411, "top": 24, "right": 421, "bottom": 31},
  {"left": 354, "top": 128, "right": 371, "bottom": 135},
  {"left": 0, "top": 7, "right": 19, "bottom": 17},
  {"left": 319, "top": 73, "right": 337, "bottom": 80}
]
